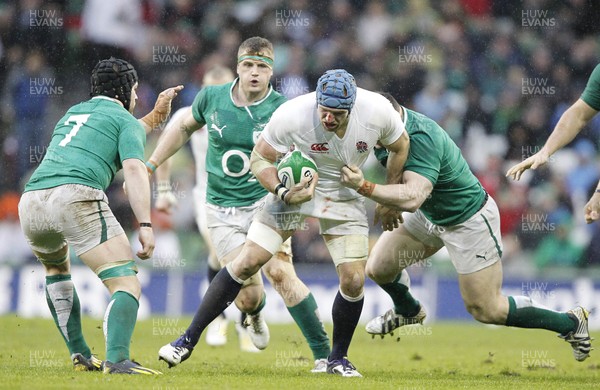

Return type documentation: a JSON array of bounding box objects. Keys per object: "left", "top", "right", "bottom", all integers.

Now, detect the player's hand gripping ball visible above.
[{"left": 277, "top": 150, "right": 318, "bottom": 189}]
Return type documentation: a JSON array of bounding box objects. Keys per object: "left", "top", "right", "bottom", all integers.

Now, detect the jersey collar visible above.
[
  {"left": 229, "top": 78, "right": 274, "bottom": 107},
  {"left": 91, "top": 95, "right": 125, "bottom": 107}
]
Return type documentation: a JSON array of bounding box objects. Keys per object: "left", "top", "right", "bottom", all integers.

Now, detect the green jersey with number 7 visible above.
[{"left": 25, "top": 96, "right": 146, "bottom": 192}]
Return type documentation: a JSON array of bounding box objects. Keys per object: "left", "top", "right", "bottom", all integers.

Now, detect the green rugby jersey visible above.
[
  {"left": 25, "top": 97, "right": 145, "bottom": 192},
  {"left": 402, "top": 107, "right": 485, "bottom": 226},
  {"left": 581, "top": 64, "right": 600, "bottom": 111},
  {"left": 191, "top": 80, "right": 287, "bottom": 207}
]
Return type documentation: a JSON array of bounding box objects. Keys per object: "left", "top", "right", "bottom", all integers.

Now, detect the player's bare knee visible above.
[
  {"left": 339, "top": 271, "right": 365, "bottom": 298},
  {"left": 365, "top": 262, "right": 393, "bottom": 284},
  {"left": 236, "top": 287, "right": 261, "bottom": 312},
  {"left": 263, "top": 261, "right": 290, "bottom": 287},
  {"left": 105, "top": 276, "right": 141, "bottom": 299},
  {"left": 236, "top": 258, "right": 262, "bottom": 279},
  {"left": 465, "top": 301, "right": 503, "bottom": 324}
]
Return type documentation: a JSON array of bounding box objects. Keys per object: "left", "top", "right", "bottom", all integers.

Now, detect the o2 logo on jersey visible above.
[
  {"left": 310, "top": 143, "right": 329, "bottom": 153},
  {"left": 356, "top": 141, "right": 368, "bottom": 153},
  {"left": 222, "top": 150, "right": 252, "bottom": 179}
]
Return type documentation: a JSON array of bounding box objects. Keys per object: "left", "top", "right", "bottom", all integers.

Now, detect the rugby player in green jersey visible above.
[
  {"left": 155, "top": 66, "right": 265, "bottom": 352},
  {"left": 149, "top": 37, "right": 331, "bottom": 372},
  {"left": 341, "top": 93, "right": 592, "bottom": 362},
  {"left": 18, "top": 57, "right": 182, "bottom": 374},
  {"left": 508, "top": 64, "right": 600, "bottom": 225}
]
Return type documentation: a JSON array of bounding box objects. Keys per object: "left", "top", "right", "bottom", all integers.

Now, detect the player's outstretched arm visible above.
[
  {"left": 139, "top": 85, "right": 184, "bottom": 134},
  {"left": 151, "top": 108, "right": 194, "bottom": 214},
  {"left": 341, "top": 165, "right": 432, "bottom": 212},
  {"left": 154, "top": 156, "right": 177, "bottom": 214},
  {"left": 122, "top": 158, "right": 155, "bottom": 259},
  {"left": 506, "top": 99, "right": 598, "bottom": 181},
  {"left": 147, "top": 106, "right": 201, "bottom": 170}
]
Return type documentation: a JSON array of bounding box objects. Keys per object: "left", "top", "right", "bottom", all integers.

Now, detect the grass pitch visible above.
[{"left": 1, "top": 315, "right": 598, "bottom": 389}]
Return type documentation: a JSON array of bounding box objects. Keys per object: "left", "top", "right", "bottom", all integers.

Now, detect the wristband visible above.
[
  {"left": 357, "top": 180, "right": 376, "bottom": 197},
  {"left": 276, "top": 184, "right": 290, "bottom": 203},
  {"left": 145, "top": 160, "right": 158, "bottom": 174},
  {"left": 139, "top": 222, "right": 152, "bottom": 228},
  {"left": 274, "top": 183, "right": 286, "bottom": 195}
]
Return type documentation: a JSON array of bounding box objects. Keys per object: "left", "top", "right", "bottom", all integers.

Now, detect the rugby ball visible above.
[{"left": 277, "top": 150, "right": 317, "bottom": 189}]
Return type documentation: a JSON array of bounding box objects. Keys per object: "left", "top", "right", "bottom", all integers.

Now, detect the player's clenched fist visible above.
[
  {"left": 584, "top": 192, "right": 600, "bottom": 224},
  {"left": 284, "top": 172, "right": 318, "bottom": 205},
  {"left": 340, "top": 164, "right": 364, "bottom": 190},
  {"left": 137, "top": 225, "right": 155, "bottom": 259}
]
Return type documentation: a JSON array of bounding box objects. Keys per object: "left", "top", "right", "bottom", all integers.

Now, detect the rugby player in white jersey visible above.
[{"left": 159, "top": 69, "right": 410, "bottom": 377}]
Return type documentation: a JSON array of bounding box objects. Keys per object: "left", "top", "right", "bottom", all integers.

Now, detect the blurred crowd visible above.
[{"left": 1, "top": 0, "right": 600, "bottom": 275}]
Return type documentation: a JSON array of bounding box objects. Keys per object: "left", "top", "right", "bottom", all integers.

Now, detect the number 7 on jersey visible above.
[{"left": 59, "top": 114, "right": 91, "bottom": 147}]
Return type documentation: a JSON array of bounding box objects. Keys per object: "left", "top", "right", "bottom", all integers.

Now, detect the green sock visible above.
[
  {"left": 45, "top": 274, "right": 92, "bottom": 358},
  {"left": 287, "top": 293, "right": 330, "bottom": 360},
  {"left": 104, "top": 291, "right": 139, "bottom": 363},
  {"left": 379, "top": 271, "right": 420, "bottom": 317},
  {"left": 248, "top": 292, "right": 266, "bottom": 315},
  {"left": 506, "top": 296, "right": 576, "bottom": 335}
]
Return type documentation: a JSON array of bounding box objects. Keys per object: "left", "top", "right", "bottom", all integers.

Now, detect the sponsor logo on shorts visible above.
[{"left": 310, "top": 143, "right": 329, "bottom": 153}]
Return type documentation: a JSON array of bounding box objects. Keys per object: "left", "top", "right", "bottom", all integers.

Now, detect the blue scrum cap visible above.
[{"left": 316, "top": 69, "right": 357, "bottom": 111}]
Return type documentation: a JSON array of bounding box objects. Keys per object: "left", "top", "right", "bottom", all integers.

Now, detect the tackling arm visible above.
[
  {"left": 382, "top": 131, "right": 409, "bottom": 184},
  {"left": 341, "top": 166, "right": 432, "bottom": 212},
  {"left": 375, "top": 129, "right": 410, "bottom": 230}
]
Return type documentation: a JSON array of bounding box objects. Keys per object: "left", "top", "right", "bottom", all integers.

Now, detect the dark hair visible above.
[{"left": 238, "top": 36, "right": 274, "bottom": 58}]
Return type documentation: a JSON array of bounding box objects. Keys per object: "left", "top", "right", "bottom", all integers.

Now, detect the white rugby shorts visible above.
[
  {"left": 19, "top": 184, "right": 124, "bottom": 257},
  {"left": 205, "top": 197, "right": 291, "bottom": 261},
  {"left": 402, "top": 194, "right": 502, "bottom": 274}
]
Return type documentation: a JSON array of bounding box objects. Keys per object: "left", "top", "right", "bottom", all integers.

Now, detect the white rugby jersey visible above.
[{"left": 261, "top": 88, "right": 405, "bottom": 218}]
